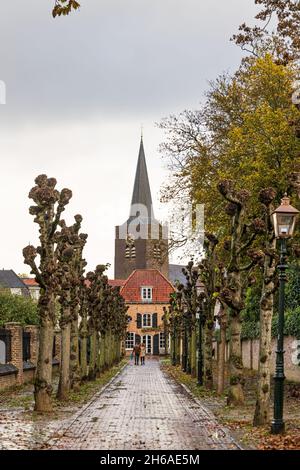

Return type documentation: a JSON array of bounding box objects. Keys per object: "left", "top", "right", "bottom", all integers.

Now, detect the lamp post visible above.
[
  {"left": 182, "top": 312, "right": 187, "bottom": 372},
  {"left": 196, "top": 306, "right": 203, "bottom": 386},
  {"left": 186, "top": 314, "right": 191, "bottom": 374},
  {"left": 196, "top": 282, "right": 205, "bottom": 386},
  {"left": 271, "top": 195, "right": 299, "bottom": 435}
]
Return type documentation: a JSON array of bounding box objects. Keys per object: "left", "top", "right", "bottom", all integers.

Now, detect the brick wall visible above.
[
  {"left": 5, "top": 323, "right": 23, "bottom": 385},
  {"left": 0, "top": 326, "right": 61, "bottom": 391},
  {"left": 24, "top": 325, "right": 39, "bottom": 366},
  {"left": 0, "top": 372, "right": 18, "bottom": 389}
]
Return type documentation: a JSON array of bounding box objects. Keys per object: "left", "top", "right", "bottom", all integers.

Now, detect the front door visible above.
[
  {"left": 153, "top": 334, "right": 159, "bottom": 355},
  {"left": 142, "top": 335, "right": 152, "bottom": 354}
]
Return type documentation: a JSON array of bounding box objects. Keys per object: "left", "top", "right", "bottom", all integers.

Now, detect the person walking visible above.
[
  {"left": 140, "top": 342, "right": 146, "bottom": 365},
  {"left": 133, "top": 343, "right": 141, "bottom": 365}
]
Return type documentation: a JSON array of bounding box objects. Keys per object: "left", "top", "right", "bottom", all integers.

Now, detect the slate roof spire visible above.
[{"left": 130, "top": 136, "right": 154, "bottom": 220}]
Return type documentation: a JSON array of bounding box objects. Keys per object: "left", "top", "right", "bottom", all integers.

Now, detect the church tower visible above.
[{"left": 114, "top": 137, "right": 169, "bottom": 279}]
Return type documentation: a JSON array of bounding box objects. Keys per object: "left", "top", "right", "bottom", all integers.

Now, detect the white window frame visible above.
[
  {"left": 142, "top": 335, "right": 152, "bottom": 354},
  {"left": 125, "top": 332, "right": 135, "bottom": 350},
  {"left": 159, "top": 332, "right": 166, "bottom": 349},
  {"left": 141, "top": 286, "right": 152, "bottom": 302},
  {"left": 142, "top": 313, "right": 152, "bottom": 328}
]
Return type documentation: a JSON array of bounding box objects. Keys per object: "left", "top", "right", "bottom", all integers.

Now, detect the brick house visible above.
[
  {"left": 121, "top": 269, "right": 175, "bottom": 355},
  {"left": 0, "top": 270, "right": 30, "bottom": 297},
  {"left": 112, "top": 137, "right": 186, "bottom": 356},
  {"left": 20, "top": 277, "right": 40, "bottom": 301}
]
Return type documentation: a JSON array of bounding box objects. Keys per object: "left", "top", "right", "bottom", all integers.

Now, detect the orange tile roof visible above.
[
  {"left": 22, "top": 278, "right": 39, "bottom": 287},
  {"left": 108, "top": 279, "right": 126, "bottom": 287},
  {"left": 120, "top": 269, "right": 175, "bottom": 303},
  {"left": 84, "top": 279, "right": 126, "bottom": 288}
]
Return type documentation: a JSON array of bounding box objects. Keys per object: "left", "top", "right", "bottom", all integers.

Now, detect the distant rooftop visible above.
[
  {"left": 0, "top": 270, "right": 29, "bottom": 290},
  {"left": 21, "top": 278, "right": 39, "bottom": 287}
]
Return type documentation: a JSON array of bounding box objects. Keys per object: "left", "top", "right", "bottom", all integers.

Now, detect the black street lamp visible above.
[
  {"left": 271, "top": 195, "right": 299, "bottom": 435},
  {"left": 186, "top": 315, "right": 191, "bottom": 374},
  {"left": 196, "top": 282, "right": 206, "bottom": 386},
  {"left": 196, "top": 307, "right": 203, "bottom": 386},
  {"left": 182, "top": 313, "right": 187, "bottom": 372}
]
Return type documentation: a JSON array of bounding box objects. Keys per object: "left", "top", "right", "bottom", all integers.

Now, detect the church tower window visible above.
[{"left": 125, "top": 236, "right": 136, "bottom": 259}]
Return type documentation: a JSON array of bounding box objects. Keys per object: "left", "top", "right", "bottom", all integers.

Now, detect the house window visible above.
[
  {"left": 142, "top": 313, "right": 152, "bottom": 328},
  {"left": 142, "top": 335, "right": 152, "bottom": 354},
  {"left": 141, "top": 287, "right": 152, "bottom": 302},
  {"left": 125, "top": 236, "right": 136, "bottom": 259},
  {"left": 125, "top": 332, "right": 135, "bottom": 350},
  {"left": 159, "top": 332, "right": 165, "bottom": 349}
]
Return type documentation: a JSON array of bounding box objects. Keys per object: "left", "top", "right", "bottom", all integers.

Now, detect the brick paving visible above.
[{"left": 48, "top": 358, "right": 239, "bottom": 450}]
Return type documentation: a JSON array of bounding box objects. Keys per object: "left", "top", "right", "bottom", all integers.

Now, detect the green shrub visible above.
[
  {"left": 0, "top": 291, "right": 38, "bottom": 327},
  {"left": 241, "top": 319, "right": 260, "bottom": 340}
]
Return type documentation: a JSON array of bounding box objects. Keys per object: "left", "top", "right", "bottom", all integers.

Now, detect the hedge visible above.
[
  {"left": 0, "top": 291, "right": 38, "bottom": 327},
  {"left": 241, "top": 307, "right": 300, "bottom": 341}
]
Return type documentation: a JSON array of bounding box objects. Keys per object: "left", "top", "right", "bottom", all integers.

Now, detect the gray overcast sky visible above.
[{"left": 0, "top": 0, "right": 258, "bottom": 278}]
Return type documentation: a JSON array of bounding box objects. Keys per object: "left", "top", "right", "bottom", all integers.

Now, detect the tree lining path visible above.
[{"left": 47, "top": 358, "right": 239, "bottom": 450}]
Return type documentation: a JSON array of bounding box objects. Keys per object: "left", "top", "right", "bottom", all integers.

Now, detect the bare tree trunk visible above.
[
  {"left": 80, "top": 333, "right": 88, "bottom": 380},
  {"left": 253, "top": 249, "right": 276, "bottom": 426},
  {"left": 70, "top": 312, "right": 81, "bottom": 390},
  {"left": 176, "top": 334, "right": 181, "bottom": 364},
  {"left": 99, "top": 333, "right": 105, "bottom": 372},
  {"left": 79, "top": 296, "right": 88, "bottom": 380},
  {"left": 57, "top": 322, "right": 71, "bottom": 400},
  {"left": 227, "top": 315, "right": 244, "bottom": 405},
  {"left": 217, "top": 322, "right": 226, "bottom": 394},
  {"left": 88, "top": 330, "right": 97, "bottom": 380},
  {"left": 204, "top": 317, "right": 214, "bottom": 390},
  {"left": 190, "top": 329, "right": 197, "bottom": 377},
  {"left": 34, "top": 304, "right": 54, "bottom": 412}
]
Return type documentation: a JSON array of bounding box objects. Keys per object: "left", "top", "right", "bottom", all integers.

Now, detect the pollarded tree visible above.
[
  {"left": 69, "top": 217, "right": 88, "bottom": 391},
  {"left": 182, "top": 261, "right": 205, "bottom": 378},
  {"left": 198, "top": 233, "right": 219, "bottom": 390},
  {"left": 165, "top": 290, "right": 184, "bottom": 365},
  {"left": 55, "top": 216, "right": 88, "bottom": 399},
  {"left": 79, "top": 274, "right": 89, "bottom": 380},
  {"left": 55, "top": 220, "right": 75, "bottom": 400},
  {"left": 110, "top": 286, "right": 129, "bottom": 363},
  {"left": 23, "top": 174, "right": 72, "bottom": 412},
  {"left": 217, "top": 180, "right": 265, "bottom": 405},
  {"left": 253, "top": 188, "right": 279, "bottom": 425},
  {"left": 86, "top": 265, "right": 109, "bottom": 380}
]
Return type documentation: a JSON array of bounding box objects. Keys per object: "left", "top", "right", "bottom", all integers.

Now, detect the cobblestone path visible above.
[{"left": 49, "top": 359, "right": 239, "bottom": 450}]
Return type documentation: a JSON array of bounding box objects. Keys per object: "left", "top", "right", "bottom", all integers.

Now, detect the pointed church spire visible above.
[{"left": 130, "top": 136, "right": 154, "bottom": 220}]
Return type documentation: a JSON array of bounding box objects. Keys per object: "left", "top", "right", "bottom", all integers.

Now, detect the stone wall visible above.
[{"left": 213, "top": 336, "right": 300, "bottom": 383}]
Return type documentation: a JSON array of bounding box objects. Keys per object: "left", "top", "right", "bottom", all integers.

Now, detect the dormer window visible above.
[{"left": 141, "top": 286, "right": 152, "bottom": 302}]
